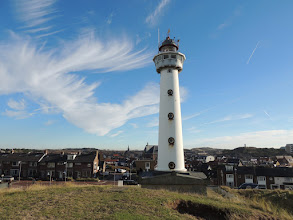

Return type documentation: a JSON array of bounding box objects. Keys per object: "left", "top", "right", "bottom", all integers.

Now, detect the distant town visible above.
[{"left": 1, "top": 144, "right": 293, "bottom": 190}]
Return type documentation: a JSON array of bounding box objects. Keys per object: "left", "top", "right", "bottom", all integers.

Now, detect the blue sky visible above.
[{"left": 1, "top": 0, "right": 293, "bottom": 150}]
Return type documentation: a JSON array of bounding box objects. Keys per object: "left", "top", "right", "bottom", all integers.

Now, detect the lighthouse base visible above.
[{"left": 139, "top": 171, "right": 208, "bottom": 195}]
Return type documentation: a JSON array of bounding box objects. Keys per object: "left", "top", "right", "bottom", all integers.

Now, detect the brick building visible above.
[
  {"left": 0, "top": 152, "right": 45, "bottom": 178},
  {"left": 0, "top": 150, "right": 100, "bottom": 180},
  {"left": 217, "top": 165, "right": 293, "bottom": 189}
]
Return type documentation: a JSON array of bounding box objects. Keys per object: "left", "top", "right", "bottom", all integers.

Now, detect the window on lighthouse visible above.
[{"left": 162, "top": 46, "right": 176, "bottom": 52}]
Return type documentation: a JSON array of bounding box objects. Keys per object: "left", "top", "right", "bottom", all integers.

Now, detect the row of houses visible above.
[
  {"left": 216, "top": 165, "right": 293, "bottom": 190},
  {"left": 0, "top": 150, "right": 101, "bottom": 180},
  {"left": 2, "top": 144, "right": 293, "bottom": 190},
  {"left": 188, "top": 158, "right": 293, "bottom": 190},
  {"left": 133, "top": 145, "right": 293, "bottom": 190},
  {"left": 186, "top": 154, "right": 293, "bottom": 167}
]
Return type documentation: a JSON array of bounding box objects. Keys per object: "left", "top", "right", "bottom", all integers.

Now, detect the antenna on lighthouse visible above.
[
  {"left": 167, "top": 29, "right": 170, "bottom": 37},
  {"left": 158, "top": 28, "right": 160, "bottom": 48}
]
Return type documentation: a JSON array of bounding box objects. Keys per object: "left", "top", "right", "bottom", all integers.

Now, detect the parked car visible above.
[
  {"left": 2, "top": 176, "right": 14, "bottom": 182},
  {"left": 238, "top": 183, "right": 258, "bottom": 189},
  {"left": 117, "top": 168, "right": 127, "bottom": 173},
  {"left": 123, "top": 180, "right": 138, "bottom": 185}
]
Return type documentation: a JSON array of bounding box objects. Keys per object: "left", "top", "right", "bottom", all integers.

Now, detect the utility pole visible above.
[
  {"left": 234, "top": 167, "right": 237, "bottom": 188},
  {"left": 64, "top": 162, "right": 67, "bottom": 183},
  {"left": 18, "top": 161, "right": 22, "bottom": 182},
  {"left": 113, "top": 166, "right": 116, "bottom": 186},
  {"left": 130, "top": 163, "right": 132, "bottom": 180}
]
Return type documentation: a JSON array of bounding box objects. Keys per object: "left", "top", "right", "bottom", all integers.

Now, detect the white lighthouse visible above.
[{"left": 153, "top": 35, "right": 186, "bottom": 172}]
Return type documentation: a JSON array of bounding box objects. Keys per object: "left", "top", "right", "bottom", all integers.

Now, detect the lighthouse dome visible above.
[{"left": 159, "top": 37, "right": 178, "bottom": 52}]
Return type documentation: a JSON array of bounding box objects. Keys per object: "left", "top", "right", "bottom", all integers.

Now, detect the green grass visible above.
[{"left": 0, "top": 184, "right": 292, "bottom": 219}]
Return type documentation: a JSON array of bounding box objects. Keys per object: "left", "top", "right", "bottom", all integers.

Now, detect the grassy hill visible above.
[
  {"left": 221, "top": 147, "right": 287, "bottom": 158},
  {"left": 0, "top": 184, "right": 292, "bottom": 219}
]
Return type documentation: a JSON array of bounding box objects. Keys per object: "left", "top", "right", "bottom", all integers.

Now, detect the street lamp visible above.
[
  {"left": 113, "top": 166, "right": 116, "bottom": 186},
  {"left": 234, "top": 167, "right": 237, "bottom": 188},
  {"left": 18, "top": 161, "right": 22, "bottom": 182},
  {"left": 63, "top": 162, "right": 67, "bottom": 182},
  {"left": 129, "top": 163, "right": 132, "bottom": 181}
]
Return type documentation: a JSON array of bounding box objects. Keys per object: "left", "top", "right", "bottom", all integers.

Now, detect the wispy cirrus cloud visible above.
[
  {"left": 106, "top": 12, "right": 114, "bottom": 25},
  {"left": 186, "top": 126, "right": 201, "bottom": 134},
  {"left": 187, "top": 129, "right": 293, "bottom": 149},
  {"left": 216, "top": 7, "right": 242, "bottom": 31},
  {"left": 145, "top": 0, "right": 170, "bottom": 26},
  {"left": 136, "top": 32, "right": 151, "bottom": 45},
  {"left": 182, "top": 106, "right": 212, "bottom": 121},
  {"left": 44, "top": 120, "right": 56, "bottom": 126},
  {"left": 0, "top": 32, "right": 157, "bottom": 136},
  {"left": 2, "top": 98, "right": 33, "bottom": 119},
  {"left": 14, "top": 0, "right": 59, "bottom": 34},
  {"left": 7, "top": 99, "right": 26, "bottom": 110},
  {"left": 146, "top": 118, "right": 159, "bottom": 128},
  {"left": 109, "top": 130, "right": 123, "bottom": 137},
  {"left": 129, "top": 123, "right": 138, "bottom": 129},
  {"left": 2, "top": 110, "right": 34, "bottom": 119},
  {"left": 205, "top": 114, "right": 253, "bottom": 125},
  {"left": 182, "top": 112, "right": 201, "bottom": 121},
  {"left": 217, "top": 23, "right": 229, "bottom": 30}
]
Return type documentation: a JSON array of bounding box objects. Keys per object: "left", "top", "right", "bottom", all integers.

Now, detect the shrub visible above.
[{"left": 66, "top": 177, "right": 74, "bottom": 182}]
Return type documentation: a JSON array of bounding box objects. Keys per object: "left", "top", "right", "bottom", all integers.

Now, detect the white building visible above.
[
  {"left": 257, "top": 176, "right": 267, "bottom": 189},
  {"left": 272, "top": 177, "right": 293, "bottom": 190},
  {"left": 226, "top": 174, "right": 234, "bottom": 187},
  {"left": 205, "top": 155, "right": 215, "bottom": 163},
  {"left": 153, "top": 35, "right": 186, "bottom": 172}
]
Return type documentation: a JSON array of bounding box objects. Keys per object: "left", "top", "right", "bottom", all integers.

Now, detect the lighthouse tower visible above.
[{"left": 153, "top": 35, "right": 186, "bottom": 172}]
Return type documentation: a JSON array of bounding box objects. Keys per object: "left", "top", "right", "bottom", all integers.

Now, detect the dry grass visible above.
[
  {"left": 214, "top": 187, "right": 293, "bottom": 219},
  {"left": 0, "top": 184, "right": 292, "bottom": 219}
]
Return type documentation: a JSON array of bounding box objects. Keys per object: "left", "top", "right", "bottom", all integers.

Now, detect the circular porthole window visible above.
[
  {"left": 168, "top": 137, "right": 175, "bottom": 145},
  {"left": 167, "top": 89, "right": 173, "bottom": 96},
  {"left": 169, "top": 162, "right": 175, "bottom": 169},
  {"left": 168, "top": 112, "right": 174, "bottom": 120},
  {"left": 168, "top": 69, "right": 171, "bottom": 73}
]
